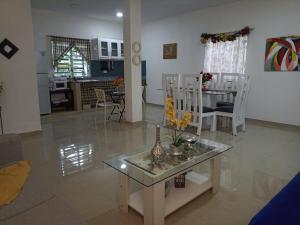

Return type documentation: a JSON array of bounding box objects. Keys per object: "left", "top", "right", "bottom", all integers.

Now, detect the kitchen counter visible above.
[{"left": 70, "top": 78, "right": 147, "bottom": 111}]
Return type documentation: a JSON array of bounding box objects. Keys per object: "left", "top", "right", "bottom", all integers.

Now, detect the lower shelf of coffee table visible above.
[{"left": 128, "top": 172, "right": 212, "bottom": 216}]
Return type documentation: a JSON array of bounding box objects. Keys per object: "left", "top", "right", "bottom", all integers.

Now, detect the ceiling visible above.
[{"left": 31, "top": 0, "right": 240, "bottom": 23}]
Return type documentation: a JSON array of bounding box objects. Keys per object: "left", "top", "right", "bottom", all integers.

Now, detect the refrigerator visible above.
[{"left": 37, "top": 73, "right": 51, "bottom": 114}]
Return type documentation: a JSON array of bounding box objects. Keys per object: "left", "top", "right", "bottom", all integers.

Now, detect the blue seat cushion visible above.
[
  {"left": 177, "top": 101, "right": 214, "bottom": 113},
  {"left": 216, "top": 101, "right": 234, "bottom": 107},
  {"left": 215, "top": 106, "right": 233, "bottom": 113},
  {"left": 203, "top": 106, "right": 215, "bottom": 113},
  {"left": 249, "top": 172, "right": 300, "bottom": 225},
  {"left": 191, "top": 105, "right": 214, "bottom": 113}
]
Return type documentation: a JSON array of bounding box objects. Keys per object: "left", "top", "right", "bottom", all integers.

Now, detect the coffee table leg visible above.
[
  {"left": 144, "top": 182, "right": 165, "bottom": 225},
  {"left": 119, "top": 173, "right": 129, "bottom": 213},
  {"left": 210, "top": 156, "right": 221, "bottom": 194}
]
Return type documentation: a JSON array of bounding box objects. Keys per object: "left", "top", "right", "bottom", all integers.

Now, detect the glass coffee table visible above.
[{"left": 103, "top": 134, "right": 231, "bottom": 225}]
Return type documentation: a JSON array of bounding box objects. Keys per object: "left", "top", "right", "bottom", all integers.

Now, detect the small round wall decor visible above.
[
  {"left": 132, "top": 55, "right": 141, "bottom": 66},
  {"left": 132, "top": 41, "right": 142, "bottom": 54}
]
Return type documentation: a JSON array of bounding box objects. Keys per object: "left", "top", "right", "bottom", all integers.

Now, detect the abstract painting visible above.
[{"left": 265, "top": 35, "right": 300, "bottom": 71}]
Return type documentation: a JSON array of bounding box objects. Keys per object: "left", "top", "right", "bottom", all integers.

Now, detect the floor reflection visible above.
[
  {"left": 60, "top": 143, "right": 94, "bottom": 176},
  {"left": 252, "top": 170, "right": 286, "bottom": 201}
]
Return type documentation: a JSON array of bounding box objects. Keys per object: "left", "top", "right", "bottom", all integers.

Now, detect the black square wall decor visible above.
[{"left": 0, "top": 38, "right": 19, "bottom": 59}]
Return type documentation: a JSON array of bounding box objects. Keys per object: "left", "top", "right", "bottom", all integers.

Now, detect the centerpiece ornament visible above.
[
  {"left": 165, "top": 97, "right": 192, "bottom": 155},
  {"left": 150, "top": 125, "right": 166, "bottom": 164},
  {"left": 200, "top": 71, "right": 213, "bottom": 90}
]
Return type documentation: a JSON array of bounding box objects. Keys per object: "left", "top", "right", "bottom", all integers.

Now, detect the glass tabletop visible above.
[
  {"left": 203, "top": 90, "right": 237, "bottom": 96},
  {"left": 103, "top": 133, "right": 232, "bottom": 187}
]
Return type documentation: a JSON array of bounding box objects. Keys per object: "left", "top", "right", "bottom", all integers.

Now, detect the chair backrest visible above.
[
  {"left": 180, "top": 74, "right": 203, "bottom": 127},
  {"left": 162, "top": 73, "right": 181, "bottom": 125},
  {"left": 94, "top": 88, "right": 106, "bottom": 103},
  {"left": 218, "top": 73, "right": 242, "bottom": 103},
  {"left": 220, "top": 73, "right": 240, "bottom": 91},
  {"left": 162, "top": 73, "right": 181, "bottom": 98},
  {"left": 233, "top": 75, "right": 251, "bottom": 123}
]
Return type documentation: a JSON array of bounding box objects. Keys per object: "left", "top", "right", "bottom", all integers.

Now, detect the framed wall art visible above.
[
  {"left": 163, "top": 43, "right": 177, "bottom": 59},
  {"left": 264, "top": 35, "right": 300, "bottom": 72}
]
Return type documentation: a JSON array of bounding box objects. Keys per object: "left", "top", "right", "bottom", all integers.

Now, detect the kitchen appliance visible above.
[
  {"left": 52, "top": 77, "right": 68, "bottom": 90},
  {"left": 49, "top": 77, "right": 68, "bottom": 91},
  {"left": 37, "top": 73, "right": 51, "bottom": 114}
]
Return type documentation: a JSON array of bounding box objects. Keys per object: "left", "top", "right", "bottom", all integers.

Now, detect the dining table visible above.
[{"left": 156, "top": 88, "right": 236, "bottom": 108}]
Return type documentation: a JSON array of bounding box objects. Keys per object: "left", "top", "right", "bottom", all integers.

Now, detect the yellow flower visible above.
[{"left": 165, "top": 98, "right": 192, "bottom": 130}]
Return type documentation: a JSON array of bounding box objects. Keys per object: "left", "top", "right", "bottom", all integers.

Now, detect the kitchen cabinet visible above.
[{"left": 91, "top": 38, "right": 123, "bottom": 59}]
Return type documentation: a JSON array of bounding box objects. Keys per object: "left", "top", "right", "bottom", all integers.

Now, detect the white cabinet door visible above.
[
  {"left": 98, "top": 38, "right": 124, "bottom": 59},
  {"left": 110, "top": 41, "right": 119, "bottom": 58},
  {"left": 100, "top": 40, "right": 109, "bottom": 58}
]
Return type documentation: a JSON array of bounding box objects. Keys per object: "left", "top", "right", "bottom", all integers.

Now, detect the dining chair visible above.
[
  {"left": 180, "top": 74, "right": 216, "bottom": 135},
  {"left": 94, "top": 88, "right": 121, "bottom": 123},
  {"left": 215, "top": 75, "right": 251, "bottom": 135},
  {"left": 216, "top": 73, "right": 240, "bottom": 107},
  {"left": 162, "top": 73, "right": 181, "bottom": 126},
  {"left": 142, "top": 86, "right": 146, "bottom": 105}
]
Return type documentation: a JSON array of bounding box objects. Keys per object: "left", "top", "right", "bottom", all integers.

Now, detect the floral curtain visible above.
[
  {"left": 203, "top": 36, "right": 248, "bottom": 74},
  {"left": 50, "top": 36, "right": 91, "bottom": 67}
]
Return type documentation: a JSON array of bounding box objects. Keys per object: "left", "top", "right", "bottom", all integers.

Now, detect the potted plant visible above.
[{"left": 165, "top": 97, "right": 192, "bottom": 155}]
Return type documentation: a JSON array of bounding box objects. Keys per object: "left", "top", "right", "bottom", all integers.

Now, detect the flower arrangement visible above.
[
  {"left": 0, "top": 81, "right": 3, "bottom": 96},
  {"left": 200, "top": 71, "right": 213, "bottom": 84},
  {"left": 113, "top": 76, "right": 124, "bottom": 86},
  {"left": 200, "top": 26, "right": 251, "bottom": 44},
  {"left": 165, "top": 97, "right": 192, "bottom": 147}
]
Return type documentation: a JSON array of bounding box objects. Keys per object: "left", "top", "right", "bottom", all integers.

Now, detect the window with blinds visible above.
[{"left": 50, "top": 36, "right": 91, "bottom": 78}]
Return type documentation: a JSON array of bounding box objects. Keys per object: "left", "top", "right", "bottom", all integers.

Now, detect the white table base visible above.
[{"left": 118, "top": 156, "right": 221, "bottom": 225}]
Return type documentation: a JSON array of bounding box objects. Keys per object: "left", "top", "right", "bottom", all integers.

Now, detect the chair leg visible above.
[
  {"left": 211, "top": 114, "right": 217, "bottom": 132},
  {"left": 95, "top": 103, "right": 98, "bottom": 122},
  {"left": 242, "top": 120, "right": 246, "bottom": 132},
  {"left": 104, "top": 106, "right": 107, "bottom": 123},
  {"left": 232, "top": 120, "right": 237, "bottom": 136},
  {"left": 197, "top": 117, "right": 203, "bottom": 136}
]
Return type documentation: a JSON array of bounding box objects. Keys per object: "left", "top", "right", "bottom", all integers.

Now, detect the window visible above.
[
  {"left": 54, "top": 47, "right": 89, "bottom": 77},
  {"left": 204, "top": 36, "right": 248, "bottom": 74},
  {"left": 50, "top": 36, "right": 91, "bottom": 78}
]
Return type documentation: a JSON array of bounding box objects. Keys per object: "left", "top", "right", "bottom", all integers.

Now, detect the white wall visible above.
[
  {"left": 0, "top": 0, "right": 41, "bottom": 134},
  {"left": 31, "top": 9, "right": 123, "bottom": 73},
  {"left": 142, "top": 0, "right": 300, "bottom": 126}
]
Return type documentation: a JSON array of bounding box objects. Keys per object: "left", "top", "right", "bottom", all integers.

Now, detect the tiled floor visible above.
[{"left": 21, "top": 105, "right": 300, "bottom": 225}]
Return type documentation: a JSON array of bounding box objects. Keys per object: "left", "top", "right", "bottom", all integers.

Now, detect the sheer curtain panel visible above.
[{"left": 204, "top": 36, "right": 248, "bottom": 74}]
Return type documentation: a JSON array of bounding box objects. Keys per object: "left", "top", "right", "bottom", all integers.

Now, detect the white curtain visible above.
[{"left": 204, "top": 36, "right": 248, "bottom": 74}]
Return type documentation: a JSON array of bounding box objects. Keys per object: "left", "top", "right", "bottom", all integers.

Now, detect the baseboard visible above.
[
  {"left": 246, "top": 118, "right": 300, "bottom": 131},
  {"left": 19, "top": 130, "right": 43, "bottom": 137}
]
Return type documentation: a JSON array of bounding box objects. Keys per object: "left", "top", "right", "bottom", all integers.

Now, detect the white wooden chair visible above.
[
  {"left": 180, "top": 74, "right": 216, "bottom": 135},
  {"left": 217, "top": 73, "right": 240, "bottom": 105},
  {"left": 94, "top": 88, "right": 121, "bottom": 123},
  {"left": 162, "top": 73, "right": 181, "bottom": 126},
  {"left": 215, "top": 75, "right": 250, "bottom": 135}
]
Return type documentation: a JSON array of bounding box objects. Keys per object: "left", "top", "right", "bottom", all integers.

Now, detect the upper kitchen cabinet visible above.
[{"left": 91, "top": 38, "right": 123, "bottom": 60}]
